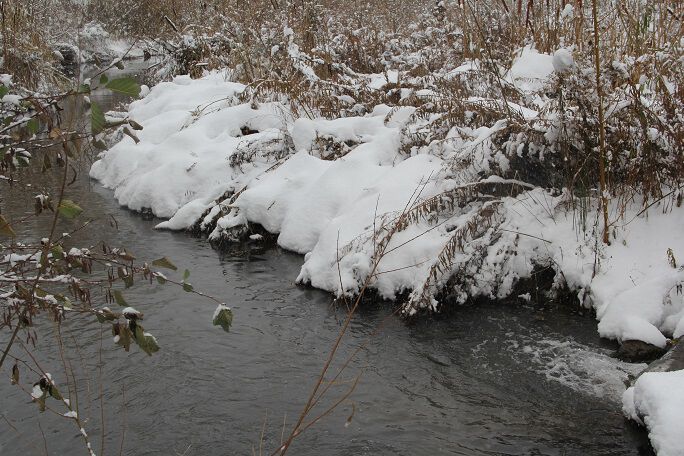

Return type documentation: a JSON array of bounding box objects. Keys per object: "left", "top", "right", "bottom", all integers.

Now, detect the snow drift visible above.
[{"left": 91, "top": 64, "right": 684, "bottom": 351}]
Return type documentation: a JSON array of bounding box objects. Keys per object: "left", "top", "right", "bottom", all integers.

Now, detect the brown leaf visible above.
[{"left": 0, "top": 215, "right": 16, "bottom": 237}]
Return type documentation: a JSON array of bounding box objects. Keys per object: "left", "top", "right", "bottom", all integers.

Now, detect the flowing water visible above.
[{"left": 0, "top": 61, "right": 654, "bottom": 456}]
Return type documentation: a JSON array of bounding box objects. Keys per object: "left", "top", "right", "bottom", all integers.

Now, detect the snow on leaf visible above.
[
  {"left": 138, "top": 332, "right": 160, "bottom": 355},
  {"left": 212, "top": 305, "right": 233, "bottom": 332}
]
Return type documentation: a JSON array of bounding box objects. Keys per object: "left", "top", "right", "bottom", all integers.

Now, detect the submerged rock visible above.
[
  {"left": 634, "top": 340, "right": 684, "bottom": 377},
  {"left": 616, "top": 340, "right": 667, "bottom": 363}
]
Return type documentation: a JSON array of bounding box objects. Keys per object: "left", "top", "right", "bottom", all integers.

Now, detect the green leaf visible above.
[
  {"left": 152, "top": 257, "right": 177, "bottom": 271},
  {"left": 138, "top": 333, "right": 160, "bottom": 355},
  {"left": 34, "top": 394, "right": 46, "bottom": 412},
  {"left": 78, "top": 83, "right": 91, "bottom": 94},
  {"left": 58, "top": 199, "right": 83, "bottom": 219},
  {"left": 213, "top": 305, "right": 233, "bottom": 332},
  {"left": 0, "top": 214, "right": 16, "bottom": 237},
  {"left": 182, "top": 282, "right": 193, "bottom": 292},
  {"left": 113, "top": 290, "right": 128, "bottom": 306},
  {"left": 48, "top": 384, "right": 63, "bottom": 400},
  {"left": 60, "top": 296, "right": 73, "bottom": 310},
  {"left": 0, "top": 85, "right": 8, "bottom": 98},
  {"left": 99, "top": 74, "right": 109, "bottom": 85},
  {"left": 51, "top": 245, "right": 65, "bottom": 260},
  {"left": 133, "top": 323, "right": 145, "bottom": 342},
  {"left": 155, "top": 274, "right": 167, "bottom": 285},
  {"left": 34, "top": 288, "right": 48, "bottom": 298},
  {"left": 105, "top": 77, "right": 140, "bottom": 97},
  {"left": 183, "top": 269, "right": 190, "bottom": 281},
  {"left": 91, "top": 101, "right": 105, "bottom": 135},
  {"left": 27, "top": 118, "right": 39, "bottom": 135}
]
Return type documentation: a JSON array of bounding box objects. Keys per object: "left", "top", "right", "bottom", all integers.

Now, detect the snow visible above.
[
  {"left": 31, "top": 384, "right": 44, "bottom": 399},
  {"left": 560, "top": 3, "right": 574, "bottom": 20},
  {"left": 507, "top": 45, "right": 555, "bottom": 93},
  {"left": 1, "top": 94, "right": 22, "bottom": 106},
  {"left": 444, "top": 60, "right": 480, "bottom": 79},
  {"left": 366, "top": 70, "right": 399, "bottom": 89},
  {"left": 500, "top": 191, "right": 684, "bottom": 349},
  {"left": 91, "top": 68, "right": 684, "bottom": 355},
  {"left": 121, "top": 306, "right": 141, "bottom": 317},
  {"left": 623, "top": 370, "right": 684, "bottom": 456},
  {"left": 552, "top": 48, "right": 575, "bottom": 73},
  {"left": 91, "top": 71, "right": 286, "bottom": 219},
  {"left": 212, "top": 304, "right": 231, "bottom": 320}
]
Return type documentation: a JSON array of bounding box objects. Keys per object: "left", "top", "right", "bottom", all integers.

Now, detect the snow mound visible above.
[
  {"left": 91, "top": 71, "right": 684, "bottom": 351},
  {"left": 552, "top": 48, "right": 575, "bottom": 73},
  {"left": 623, "top": 369, "right": 684, "bottom": 456},
  {"left": 90, "top": 71, "right": 287, "bottom": 220},
  {"left": 507, "top": 45, "right": 555, "bottom": 93}
]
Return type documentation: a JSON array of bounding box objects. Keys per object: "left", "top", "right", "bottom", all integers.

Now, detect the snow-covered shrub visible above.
[
  {"left": 0, "top": 0, "right": 80, "bottom": 89},
  {"left": 92, "top": 1, "right": 684, "bottom": 351}
]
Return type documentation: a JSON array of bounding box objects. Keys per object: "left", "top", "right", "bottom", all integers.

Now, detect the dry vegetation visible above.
[
  {"left": 87, "top": 0, "right": 682, "bottom": 200},
  {"left": 86, "top": 0, "right": 684, "bottom": 312},
  {"left": 3, "top": 0, "right": 682, "bottom": 312}
]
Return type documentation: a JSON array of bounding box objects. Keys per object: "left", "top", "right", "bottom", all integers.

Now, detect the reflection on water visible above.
[{"left": 0, "top": 62, "right": 653, "bottom": 456}]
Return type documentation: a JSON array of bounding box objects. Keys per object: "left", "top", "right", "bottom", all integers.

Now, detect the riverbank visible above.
[
  {"left": 88, "top": 54, "right": 683, "bottom": 453},
  {"left": 90, "top": 67, "right": 684, "bottom": 351},
  {"left": 3, "top": 1, "right": 683, "bottom": 454}
]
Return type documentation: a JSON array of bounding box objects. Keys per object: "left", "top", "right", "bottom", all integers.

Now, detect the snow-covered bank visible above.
[
  {"left": 54, "top": 22, "right": 151, "bottom": 68},
  {"left": 79, "top": 22, "right": 149, "bottom": 61},
  {"left": 90, "top": 68, "right": 684, "bottom": 351},
  {"left": 623, "top": 369, "right": 684, "bottom": 456},
  {"left": 90, "top": 46, "right": 683, "bottom": 454}
]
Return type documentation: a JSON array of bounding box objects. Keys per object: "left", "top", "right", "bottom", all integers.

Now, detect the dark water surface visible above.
[{"left": 0, "top": 62, "right": 653, "bottom": 456}]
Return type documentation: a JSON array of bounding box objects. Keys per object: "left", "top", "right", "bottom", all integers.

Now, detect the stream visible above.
[{"left": 0, "top": 60, "right": 654, "bottom": 456}]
